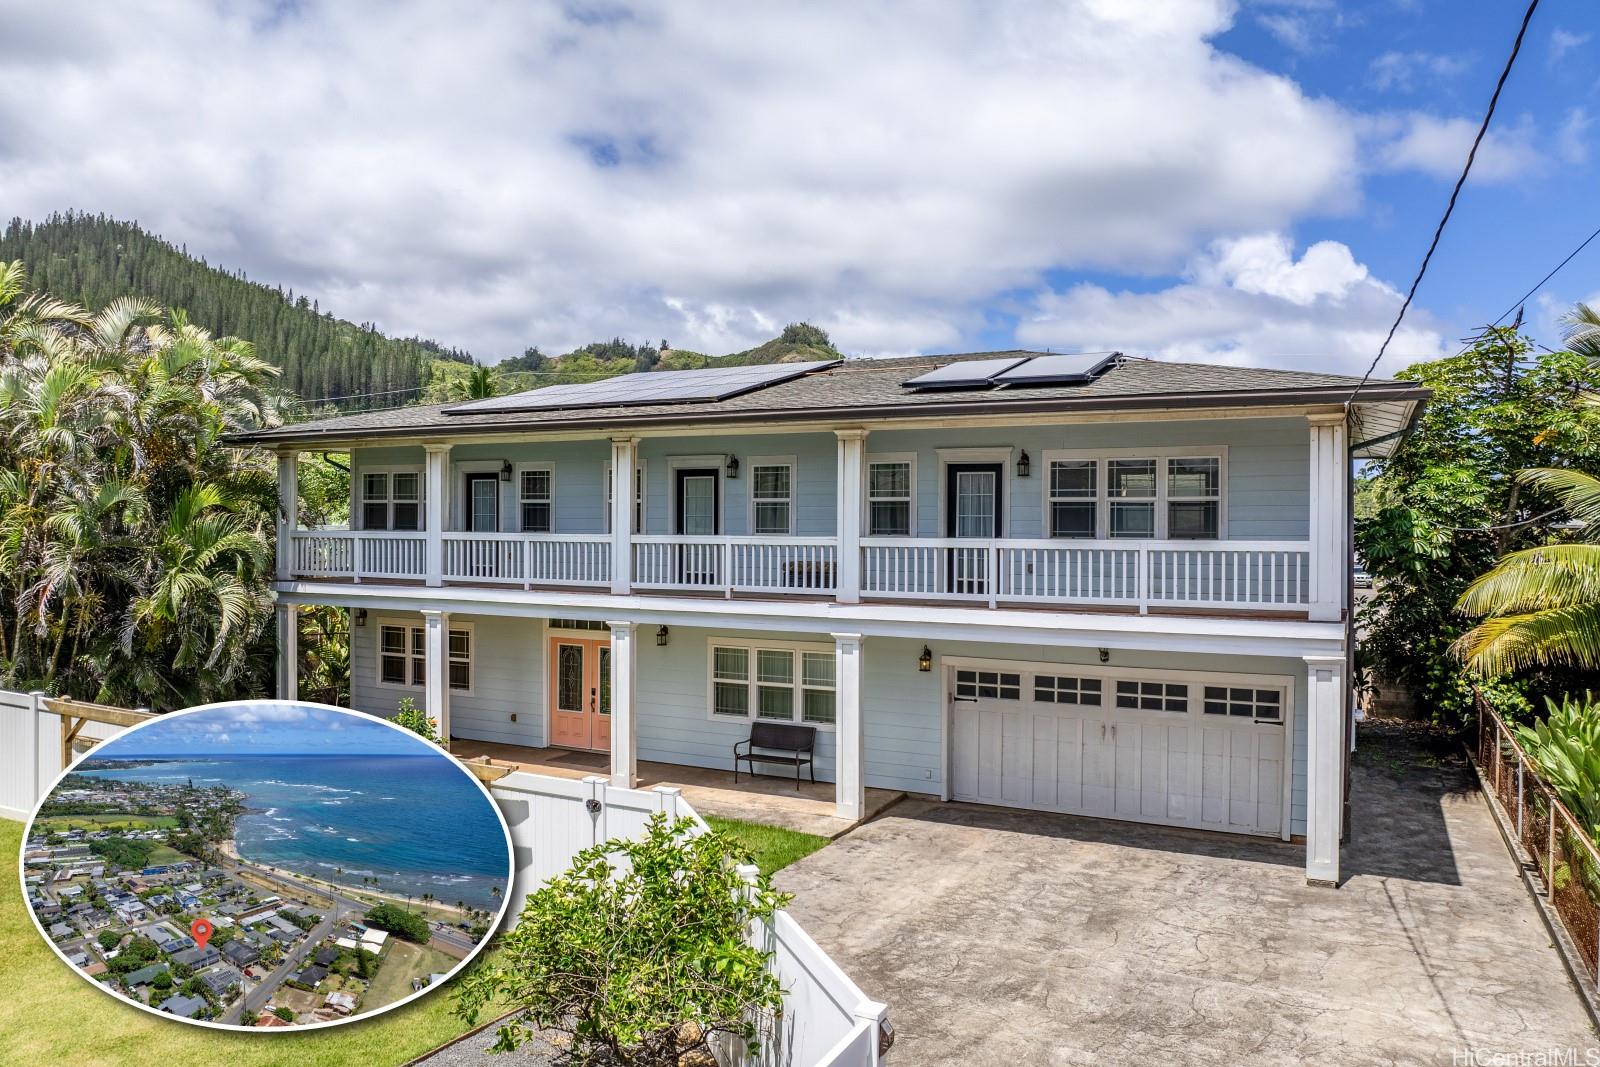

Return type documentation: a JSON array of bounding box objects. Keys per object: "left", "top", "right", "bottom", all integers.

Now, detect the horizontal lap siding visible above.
[{"left": 638, "top": 433, "right": 837, "bottom": 536}]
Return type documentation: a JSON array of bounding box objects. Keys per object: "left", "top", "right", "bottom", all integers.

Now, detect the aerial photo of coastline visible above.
[{"left": 20, "top": 702, "right": 513, "bottom": 1030}]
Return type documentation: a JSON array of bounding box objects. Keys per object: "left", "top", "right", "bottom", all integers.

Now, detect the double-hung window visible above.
[
  {"left": 750, "top": 461, "right": 794, "bottom": 535},
  {"left": 1045, "top": 452, "right": 1224, "bottom": 539},
  {"left": 361, "top": 470, "right": 421, "bottom": 531},
  {"left": 377, "top": 621, "right": 472, "bottom": 692},
  {"left": 1166, "top": 458, "right": 1220, "bottom": 539},
  {"left": 1107, "top": 459, "right": 1157, "bottom": 539},
  {"left": 519, "top": 468, "right": 552, "bottom": 532},
  {"left": 1047, "top": 460, "right": 1096, "bottom": 538},
  {"left": 866, "top": 457, "right": 913, "bottom": 536},
  {"left": 708, "top": 641, "right": 836, "bottom": 727}
]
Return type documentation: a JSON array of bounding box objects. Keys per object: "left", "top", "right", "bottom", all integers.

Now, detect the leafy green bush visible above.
[
  {"left": 392, "top": 696, "right": 439, "bottom": 745},
  {"left": 455, "top": 815, "right": 787, "bottom": 1066},
  {"left": 1517, "top": 693, "right": 1600, "bottom": 837},
  {"left": 364, "top": 902, "right": 430, "bottom": 943}
]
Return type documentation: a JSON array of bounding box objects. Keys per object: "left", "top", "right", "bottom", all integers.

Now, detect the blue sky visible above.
[
  {"left": 104, "top": 704, "right": 431, "bottom": 757},
  {"left": 0, "top": 1, "right": 1594, "bottom": 380}
]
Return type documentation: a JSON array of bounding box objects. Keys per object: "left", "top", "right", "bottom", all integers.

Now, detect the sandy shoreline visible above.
[{"left": 219, "top": 836, "right": 485, "bottom": 921}]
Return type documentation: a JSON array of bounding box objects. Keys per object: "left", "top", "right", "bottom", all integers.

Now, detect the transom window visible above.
[
  {"left": 955, "top": 669, "right": 1021, "bottom": 701},
  {"left": 1045, "top": 453, "right": 1224, "bottom": 540},
  {"left": 867, "top": 458, "right": 913, "bottom": 536},
  {"left": 378, "top": 622, "right": 471, "bottom": 692},
  {"left": 709, "top": 642, "right": 836, "bottom": 727},
  {"left": 1115, "top": 679, "right": 1187, "bottom": 712},
  {"left": 519, "top": 468, "right": 552, "bottom": 532},
  {"left": 1203, "top": 686, "right": 1282, "bottom": 722},
  {"left": 1033, "top": 675, "right": 1102, "bottom": 705},
  {"left": 750, "top": 462, "right": 794, "bottom": 535},
  {"left": 361, "top": 470, "right": 421, "bottom": 531}
]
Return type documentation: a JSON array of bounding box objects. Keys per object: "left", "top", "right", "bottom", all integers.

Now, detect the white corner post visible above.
[
  {"left": 275, "top": 601, "right": 298, "bottom": 700},
  {"left": 424, "top": 442, "right": 451, "bottom": 587},
  {"left": 835, "top": 430, "right": 868, "bottom": 604},
  {"left": 1307, "top": 413, "right": 1348, "bottom": 622},
  {"left": 833, "top": 632, "right": 865, "bottom": 821},
  {"left": 609, "top": 437, "right": 638, "bottom": 595},
  {"left": 275, "top": 448, "right": 299, "bottom": 582},
  {"left": 607, "top": 620, "right": 638, "bottom": 788},
  {"left": 1305, "top": 654, "right": 1346, "bottom": 886},
  {"left": 422, "top": 609, "right": 451, "bottom": 742}
]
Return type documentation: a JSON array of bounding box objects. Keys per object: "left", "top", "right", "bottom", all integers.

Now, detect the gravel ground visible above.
[{"left": 410, "top": 1017, "right": 560, "bottom": 1066}]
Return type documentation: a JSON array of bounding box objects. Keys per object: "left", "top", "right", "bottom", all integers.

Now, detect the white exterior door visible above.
[{"left": 949, "top": 664, "right": 1286, "bottom": 837}]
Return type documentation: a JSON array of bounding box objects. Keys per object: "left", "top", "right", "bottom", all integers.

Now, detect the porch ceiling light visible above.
[
  {"left": 918, "top": 645, "right": 932, "bottom": 672},
  {"left": 656, "top": 625, "right": 670, "bottom": 646},
  {"left": 726, "top": 455, "right": 739, "bottom": 479},
  {"left": 1016, "top": 450, "right": 1031, "bottom": 477}
]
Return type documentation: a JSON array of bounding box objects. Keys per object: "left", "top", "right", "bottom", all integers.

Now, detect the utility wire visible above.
[
  {"left": 1347, "top": 0, "right": 1540, "bottom": 409},
  {"left": 1484, "top": 223, "right": 1600, "bottom": 336}
]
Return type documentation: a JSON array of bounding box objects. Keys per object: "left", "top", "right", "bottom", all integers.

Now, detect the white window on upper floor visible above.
[
  {"left": 749, "top": 459, "right": 795, "bottom": 535},
  {"left": 360, "top": 469, "right": 422, "bottom": 531},
  {"left": 1044, "top": 450, "right": 1226, "bottom": 540},
  {"left": 518, "top": 467, "right": 552, "bottom": 532},
  {"left": 866, "top": 455, "right": 914, "bottom": 536}
]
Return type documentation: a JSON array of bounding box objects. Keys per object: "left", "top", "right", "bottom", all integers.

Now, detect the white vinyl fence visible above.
[{"left": 0, "top": 694, "right": 890, "bottom": 1066}]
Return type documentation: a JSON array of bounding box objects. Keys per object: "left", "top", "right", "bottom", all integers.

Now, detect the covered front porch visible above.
[{"left": 450, "top": 739, "right": 906, "bottom": 838}]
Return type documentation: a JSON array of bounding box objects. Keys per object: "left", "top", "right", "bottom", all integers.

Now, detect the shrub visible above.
[
  {"left": 392, "top": 696, "right": 439, "bottom": 745},
  {"left": 455, "top": 815, "right": 786, "bottom": 1066},
  {"left": 1517, "top": 693, "right": 1600, "bottom": 837}
]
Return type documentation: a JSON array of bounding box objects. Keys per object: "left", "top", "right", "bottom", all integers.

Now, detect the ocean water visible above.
[{"left": 75, "top": 755, "right": 511, "bottom": 912}]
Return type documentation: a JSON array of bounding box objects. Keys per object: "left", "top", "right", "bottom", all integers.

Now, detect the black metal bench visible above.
[{"left": 733, "top": 721, "right": 817, "bottom": 789}]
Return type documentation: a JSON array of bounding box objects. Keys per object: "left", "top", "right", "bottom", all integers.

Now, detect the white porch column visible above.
[
  {"left": 1307, "top": 413, "right": 1348, "bottom": 622},
  {"left": 275, "top": 602, "right": 298, "bottom": 700},
  {"left": 1304, "top": 654, "right": 1346, "bottom": 886},
  {"left": 833, "top": 632, "right": 865, "bottom": 821},
  {"left": 275, "top": 449, "right": 298, "bottom": 582},
  {"left": 835, "top": 430, "right": 868, "bottom": 604},
  {"left": 422, "top": 609, "right": 451, "bottom": 742},
  {"left": 607, "top": 620, "right": 638, "bottom": 788},
  {"left": 609, "top": 437, "right": 638, "bottom": 595},
  {"left": 424, "top": 442, "right": 450, "bottom": 587}
]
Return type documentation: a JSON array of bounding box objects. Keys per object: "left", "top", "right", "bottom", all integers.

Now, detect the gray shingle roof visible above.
[{"left": 235, "top": 351, "right": 1426, "bottom": 445}]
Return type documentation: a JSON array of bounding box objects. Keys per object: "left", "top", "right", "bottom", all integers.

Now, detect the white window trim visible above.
[
  {"left": 1040, "top": 446, "right": 1228, "bottom": 540},
  {"left": 746, "top": 455, "right": 797, "bottom": 536},
  {"left": 863, "top": 451, "right": 918, "bottom": 537},
  {"left": 935, "top": 446, "right": 1013, "bottom": 539},
  {"left": 513, "top": 461, "right": 556, "bottom": 534},
  {"left": 667, "top": 454, "right": 727, "bottom": 535},
  {"left": 703, "top": 636, "right": 837, "bottom": 731},
  {"left": 372, "top": 616, "right": 475, "bottom": 696},
  {"left": 451, "top": 460, "right": 508, "bottom": 533},
  {"left": 355, "top": 464, "right": 425, "bottom": 532},
  {"left": 603, "top": 460, "right": 648, "bottom": 534}
]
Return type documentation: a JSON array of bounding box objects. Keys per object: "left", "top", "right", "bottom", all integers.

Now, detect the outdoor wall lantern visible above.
[
  {"left": 656, "top": 625, "right": 670, "bottom": 646},
  {"left": 500, "top": 460, "right": 513, "bottom": 482},
  {"left": 1016, "top": 450, "right": 1031, "bottom": 477},
  {"left": 354, "top": 608, "right": 368, "bottom": 627},
  {"left": 918, "top": 645, "right": 933, "bottom": 672},
  {"left": 726, "top": 455, "right": 740, "bottom": 479},
  {"left": 1099, "top": 648, "right": 1110, "bottom": 663}
]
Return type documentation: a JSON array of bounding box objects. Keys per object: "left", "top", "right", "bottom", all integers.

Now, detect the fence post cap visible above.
[
  {"left": 653, "top": 786, "right": 682, "bottom": 797},
  {"left": 580, "top": 774, "right": 608, "bottom": 785}
]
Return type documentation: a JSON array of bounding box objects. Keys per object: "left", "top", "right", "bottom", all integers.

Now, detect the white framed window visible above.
[
  {"left": 749, "top": 458, "right": 795, "bottom": 536},
  {"left": 706, "top": 639, "right": 836, "bottom": 728},
  {"left": 954, "top": 668, "right": 1021, "bottom": 700},
  {"left": 1202, "top": 685, "right": 1282, "bottom": 722},
  {"left": 1041, "top": 449, "right": 1227, "bottom": 540},
  {"left": 376, "top": 620, "right": 472, "bottom": 694},
  {"left": 603, "top": 463, "right": 647, "bottom": 534},
  {"left": 359, "top": 468, "right": 422, "bottom": 531},
  {"left": 1033, "top": 674, "right": 1102, "bottom": 705},
  {"left": 865, "top": 453, "right": 915, "bottom": 536},
  {"left": 518, "top": 466, "right": 552, "bottom": 532},
  {"left": 1115, "top": 679, "right": 1187, "bottom": 713}
]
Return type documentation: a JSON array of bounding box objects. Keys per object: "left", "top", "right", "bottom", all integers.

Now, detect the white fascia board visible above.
[{"left": 275, "top": 582, "right": 1346, "bottom": 659}]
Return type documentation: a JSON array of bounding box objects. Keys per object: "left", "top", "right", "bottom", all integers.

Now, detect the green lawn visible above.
[
  {"left": 364, "top": 940, "right": 458, "bottom": 1013},
  {"left": 35, "top": 814, "right": 181, "bottom": 832},
  {"left": 703, "top": 816, "right": 830, "bottom": 877},
  {"left": 2, "top": 817, "right": 493, "bottom": 1065}
]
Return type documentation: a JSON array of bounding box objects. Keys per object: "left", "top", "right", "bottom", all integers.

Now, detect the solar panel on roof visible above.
[
  {"left": 901, "top": 356, "right": 1030, "bottom": 391},
  {"left": 443, "top": 360, "right": 839, "bottom": 415},
  {"left": 992, "top": 352, "right": 1118, "bottom": 386}
]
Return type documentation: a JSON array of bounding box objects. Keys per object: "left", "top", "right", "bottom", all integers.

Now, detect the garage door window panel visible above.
[
  {"left": 956, "top": 669, "right": 1020, "bottom": 700},
  {"left": 1034, "top": 675, "right": 1102, "bottom": 705},
  {"left": 1203, "top": 685, "right": 1282, "bottom": 722},
  {"left": 1116, "top": 679, "right": 1188, "bottom": 712}
]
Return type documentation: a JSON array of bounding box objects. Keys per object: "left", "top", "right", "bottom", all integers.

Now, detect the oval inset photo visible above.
[{"left": 19, "top": 700, "right": 514, "bottom": 1031}]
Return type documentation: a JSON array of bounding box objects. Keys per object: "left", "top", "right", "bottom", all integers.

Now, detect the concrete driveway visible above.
[{"left": 776, "top": 724, "right": 1598, "bottom": 1066}]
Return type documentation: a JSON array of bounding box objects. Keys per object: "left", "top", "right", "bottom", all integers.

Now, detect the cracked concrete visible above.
[{"left": 775, "top": 723, "right": 1599, "bottom": 1066}]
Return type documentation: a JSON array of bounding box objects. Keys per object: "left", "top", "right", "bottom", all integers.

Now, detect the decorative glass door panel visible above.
[{"left": 548, "top": 638, "right": 611, "bottom": 751}]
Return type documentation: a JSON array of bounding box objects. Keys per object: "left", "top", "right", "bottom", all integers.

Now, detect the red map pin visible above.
[{"left": 190, "top": 917, "right": 214, "bottom": 950}]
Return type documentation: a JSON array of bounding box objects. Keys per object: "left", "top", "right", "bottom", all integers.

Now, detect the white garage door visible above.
[{"left": 949, "top": 665, "right": 1287, "bottom": 837}]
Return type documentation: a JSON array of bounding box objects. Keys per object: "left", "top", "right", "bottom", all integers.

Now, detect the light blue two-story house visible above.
[{"left": 237, "top": 351, "right": 1425, "bottom": 885}]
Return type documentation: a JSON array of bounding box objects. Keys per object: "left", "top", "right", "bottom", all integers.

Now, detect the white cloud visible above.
[
  {"left": 1558, "top": 108, "right": 1592, "bottom": 165},
  {"left": 1367, "top": 112, "right": 1543, "bottom": 183},
  {"left": 1018, "top": 232, "right": 1449, "bottom": 376},
  {"left": 0, "top": 0, "right": 1368, "bottom": 359},
  {"left": 1551, "top": 28, "right": 1591, "bottom": 65},
  {"left": 1367, "top": 50, "right": 1470, "bottom": 93}
]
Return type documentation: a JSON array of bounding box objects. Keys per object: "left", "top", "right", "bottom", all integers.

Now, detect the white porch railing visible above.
[
  {"left": 443, "top": 533, "right": 612, "bottom": 588},
  {"left": 289, "top": 529, "right": 427, "bottom": 581},
  {"left": 632, "top": 536, "right": 839, "bottom": 596},
  {"left": 861, "top": 537, "right": 1311, "bottom": 610}
]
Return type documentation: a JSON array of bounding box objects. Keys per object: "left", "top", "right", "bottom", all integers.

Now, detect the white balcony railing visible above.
[
  {"left": 632, "top": 536, "right": 839, "bottom": 596},
  {"left": 289, "top": 529, "right": 427, "bottom": 581},
  {"left": 443, "top": 533, "right": 611, "bottom": 588}
]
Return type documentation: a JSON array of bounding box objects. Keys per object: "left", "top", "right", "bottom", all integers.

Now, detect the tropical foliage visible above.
[
  {"left": 0, "top": 259, "right": 283, "bottom": 708},
  {"left": 1356, "top": 324, "right": 1600, "bottom": 724},
  {"left": 1516, "top": 692, "right": 1600, "bottom": 840},
  {"left": 455, "top": 815, "right": 787, "bottom": 1067}
]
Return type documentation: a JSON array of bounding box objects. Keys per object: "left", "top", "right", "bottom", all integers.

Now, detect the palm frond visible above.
[
  {"left": 1457, "top": 545, "right": 1600, "bottom": 615},
  {"left": 1454, "top": 603, "right": 1600, "bottom": 675},
  {"left": 1518, "top": 468, "right": 1600, "bottom": 526}
]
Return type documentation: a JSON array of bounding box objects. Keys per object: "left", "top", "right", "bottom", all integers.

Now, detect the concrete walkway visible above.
[{"left": 776, "top": 722, "right": 1599, "bottom": 1066}]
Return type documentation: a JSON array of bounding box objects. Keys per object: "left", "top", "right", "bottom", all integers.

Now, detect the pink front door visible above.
[{"left": 548, "top": 638, "right": 611, "bottom": 751}]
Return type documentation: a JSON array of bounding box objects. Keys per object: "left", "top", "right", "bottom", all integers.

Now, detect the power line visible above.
[
  {"left": 1347, "top": 0, "right": 1540, "bottom": 408},
  {"left": 1485, "top": 223, "right": 1600, "bottom": 334}
]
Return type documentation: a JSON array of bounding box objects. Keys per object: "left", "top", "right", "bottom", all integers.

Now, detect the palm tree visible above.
[
  {"left": 1565, "top": 302, "right": 1600, "bottom": 362},
  {"left": 1455, "top": 467, "right": 1600, "bottom": 674},
  {"left": 451, "top": 365, "right": 498, "bottom": 401}
]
